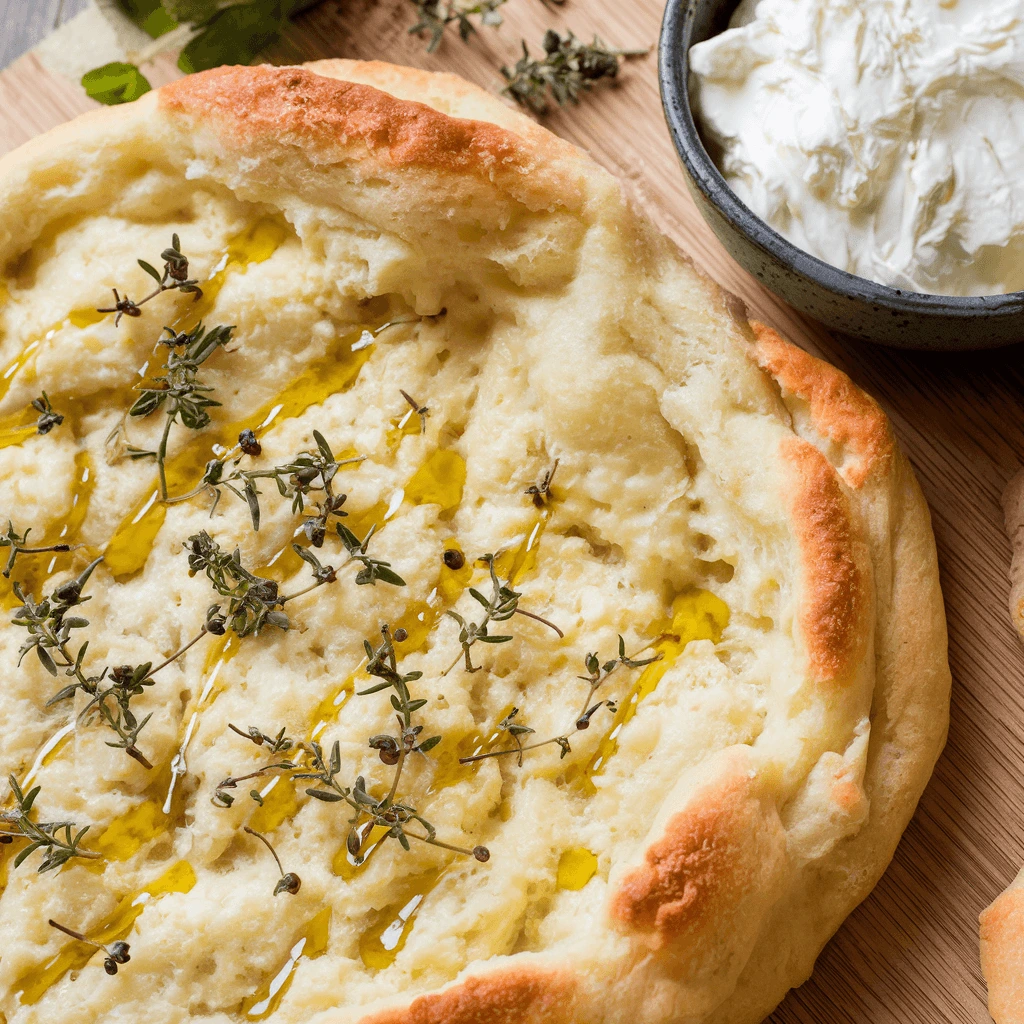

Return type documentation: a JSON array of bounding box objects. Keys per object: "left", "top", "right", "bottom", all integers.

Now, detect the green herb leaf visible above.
[
  {"left": 116, "top": 0, "right": 178, "bottom": 37},
  {"left": 81, "top": 63, "right": 152, "bottom": 106},
  {"left": 178, "top": 1, "right": 285, "bottom": 74}
]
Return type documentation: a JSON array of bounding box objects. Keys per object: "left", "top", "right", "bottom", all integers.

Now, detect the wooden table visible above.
[{"left": 1, "top": 2, "right": 1022, "bottom": 1021}]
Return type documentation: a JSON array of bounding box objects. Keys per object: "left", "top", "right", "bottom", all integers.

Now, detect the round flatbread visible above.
[{"left": 0, "top": 61, "right": 949, "bottom": 1024}]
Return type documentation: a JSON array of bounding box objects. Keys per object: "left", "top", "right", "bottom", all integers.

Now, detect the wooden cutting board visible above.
[{"left": 2, "top": 3, "right": 1021, "bottom": 1021}]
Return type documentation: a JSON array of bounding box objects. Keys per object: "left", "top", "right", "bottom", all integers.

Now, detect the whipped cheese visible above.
[{"left": 689, "top": 0, "right": 1024, "bottom": 296}]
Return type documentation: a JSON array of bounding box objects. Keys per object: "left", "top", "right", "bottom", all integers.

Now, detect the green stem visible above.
[{"left": 157, "top": 410, "right": 175, "bottom": 500}]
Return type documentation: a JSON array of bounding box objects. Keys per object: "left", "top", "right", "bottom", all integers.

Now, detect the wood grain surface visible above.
[{"left": 2, "top": 3, "right": 1022, "bottom": 1021}]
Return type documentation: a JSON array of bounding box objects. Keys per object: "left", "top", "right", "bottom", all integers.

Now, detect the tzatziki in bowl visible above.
[{"left": 659, "top": 0, "right": 1024, "bottom": 349}]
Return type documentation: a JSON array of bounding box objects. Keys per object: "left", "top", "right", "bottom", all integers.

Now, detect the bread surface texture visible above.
[
  {"left": 982, "top": 868, "right": 1024, "bottom": 1024},
  {"left": 0, "top": 61, "right": 949, "bottom": 1024},
  {"left": 986, "top": 479, "right": 1024, "bottom": 1023}
]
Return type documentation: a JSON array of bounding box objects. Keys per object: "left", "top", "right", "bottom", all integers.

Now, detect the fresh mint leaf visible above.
[
  {"left": 81, "top": 63, "right": 153, "bottom": 105},
  {"left": 115, "top": 0, "right": 178, "bottom": 38},
  {"left": 178, "top": 1, "right": 286, "bottom": 73}
]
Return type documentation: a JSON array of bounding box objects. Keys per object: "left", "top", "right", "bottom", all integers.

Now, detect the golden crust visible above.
[
  {"left": 981, "top": 874, "right": 1024, "bottom": 1024},
  {"left": 158, "top": 64, "right": 583, "bottom": 214},
  {"left": 751, "top": 321, "right": 894, "bottom": 489},
  {"left": 358, "top": 966, "right": 579, "bottom": 1024},
  {"left": 781, "top": 437, "right": 870, "bottom": 686},
  {"left": 609, "top": 750, "right": 786, "bottom": 951}
]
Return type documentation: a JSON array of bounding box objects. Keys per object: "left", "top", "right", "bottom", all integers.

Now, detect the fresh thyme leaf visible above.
[
  {"left": 81, "top": 62, "right": 152, "bottom": 106},
  {"left": 459, "top": 638, "right": 661, "bottom": 767},
  {"left": 0, "top": 776, "right": 101, "bottom": 873},
  {"left": 443, "top": 555, "right": 561, "bottom": 675},
  {"left": 192, "top": 433, "right": 363, "bottom": 544},
  {"left": 502, "top": 30, "right": 649, "bottom": 114},
  {"left": 98, "top": 233, "right": 203, "bottom": 325},
  {"left": 12, "top": 556, "right": 213, "bottom": 768},
  {"left": 30, "top": 393, "right": 64, "bottom": 436},
  {"left": 186, "top": 530, "right": 338, "bottom": 637},
  {"left": 408, "top": 0, "right": 506, "bottom": 52},
  {"left": 48, "top": 919, "right": 131, "bottom": 975},
  {"left": 0, "top": 522, "right": 74, "bottom": 580},
  {"left": 127, "top": 322, "right": 234, "bottom": 499},
  {"left": 336, "top": 524, "right": 407, "bottom": 587},
  {"left": 228, "top": 723, "right": 294, "bottom": 753}
]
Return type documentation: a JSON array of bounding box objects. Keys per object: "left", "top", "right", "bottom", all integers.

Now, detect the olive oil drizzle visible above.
[
  {"left": 103, "top": 325, "right": 374, "bottom": 581},
  {"left": 14, "top": 860, "right": 197, "bottom": 1005},
  {"left": 556, "top": 847, "right": 598, "bottom": 890},
  {"left": 358, "top": 871, "right": 443, "bottom": 971},
  {"left": 1, "top": 450, "right": 96, "bottom": 609},
  {"left": 426, "top": 703, "right": 517, "bottom": 795},
  {"left": 0, "top": 218, "right": 715, "bottom": 1000},
  {"left": 240, "top": 907, "right": 331, "bottom": 1020},
  {"left": 0, "top": 219, "right": 286, "bottom": 441},
  {"left": 0, "top": 219, "right": 290, "bottom": 611},
  {"left": 571, "top": 589, "right": 730, "bottom": 794}
]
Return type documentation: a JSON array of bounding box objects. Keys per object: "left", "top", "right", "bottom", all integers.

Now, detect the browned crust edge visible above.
[
  {"left": 157, "top": 64, "right": 582, "bottom": 212},
  {"left": 781, "top": 436, "right": 870, "bottom": 686},
  {"left": 607, "top": 751, "right": 785, "bottom": 950},
  {"left": 751, "top": 321, "right": 894, "bottom": 489},
  {"left": 357, "top": 965, "right": 580, "bottom": 1024},
  {"left": 981, "top": 879, "right": 1024, "bottom": 1024}
]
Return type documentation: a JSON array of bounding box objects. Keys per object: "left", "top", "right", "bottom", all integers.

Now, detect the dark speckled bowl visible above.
[{"left": 659, "top": 0, "right": 1024, "bottom": 350}]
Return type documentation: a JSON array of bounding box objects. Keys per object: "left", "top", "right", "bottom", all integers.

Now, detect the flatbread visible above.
[{"left": 0, "top": 61, "right": 950, "bottom": 1024}]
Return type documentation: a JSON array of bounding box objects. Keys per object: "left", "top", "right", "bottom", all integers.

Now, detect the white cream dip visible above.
[{"left": 689, "top": 0, "right": 1024, "bottom": 296}]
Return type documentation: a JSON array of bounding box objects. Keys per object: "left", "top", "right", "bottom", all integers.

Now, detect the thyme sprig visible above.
[
  {"left": 459, "top": 638, "right": 661, "bottom": 766},
  {"left": 1, "top": 522, "right": 75, "bottom": 579},
  {"left": 47, "top": 920, "right": 130, "bottom": 975},
  {"left": 0, "top": 775, "right": 100, "bottom": 872},
  {"left": 31, "top": 393, "right": 64, "bottom": 436},
  {"left": 358, "top": 623, "right": 439, "bottom": 749},
  {"left": 186, "top": 531, "right": 295, "bottom": 637},
  {"left": 228, "top": 723, "right": 294, "bottom": 754},
  {"left": 408, "top": 0, "right": 506, "bottom": 51},
  {"left": 296, "top": 739, "right": 489, "bottom": 863},
  {"left": 212, "top": 757, "right": 297, "bottom": 808},
  {"left": 12, "top": 556, "right": 214, "bottom": 768},
  {"left": 443, "top": 555, "right": 562, "bottom": 675},
  {"left": 335, "top": 524, "right": 407, "bottom": 587},
  {"left": 212, "top": 628, "right": 489, "bottom": 864},
  {"left": 185, "top": 528, "right": 387, "bottom": 639},
  {"left": 12, "top": 556, "right": 102, "bottom": 675},
  {"left": 189, "top": 430, "right": 364, "bottom": 546},
  {"left": 98, "top": 234, "right": 202, "bottom": 325},
  {"left": 127, "top": 323, "right": 234, "bottom": 500},
  {"left": 243, "top": 826, "right": 301, "bottom": 896},
  {"left": 502, "top": 30, "right": 649, "bottom": 114}
]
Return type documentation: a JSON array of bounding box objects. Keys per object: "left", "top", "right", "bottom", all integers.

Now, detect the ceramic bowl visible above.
[{"left": 658, "top": 0, "right": 1024, "bottom": 350}]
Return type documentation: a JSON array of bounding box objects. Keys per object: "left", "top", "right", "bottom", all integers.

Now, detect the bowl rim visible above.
[{"left": 657, "top": 0, "right": 1024, "bottom": 318}]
